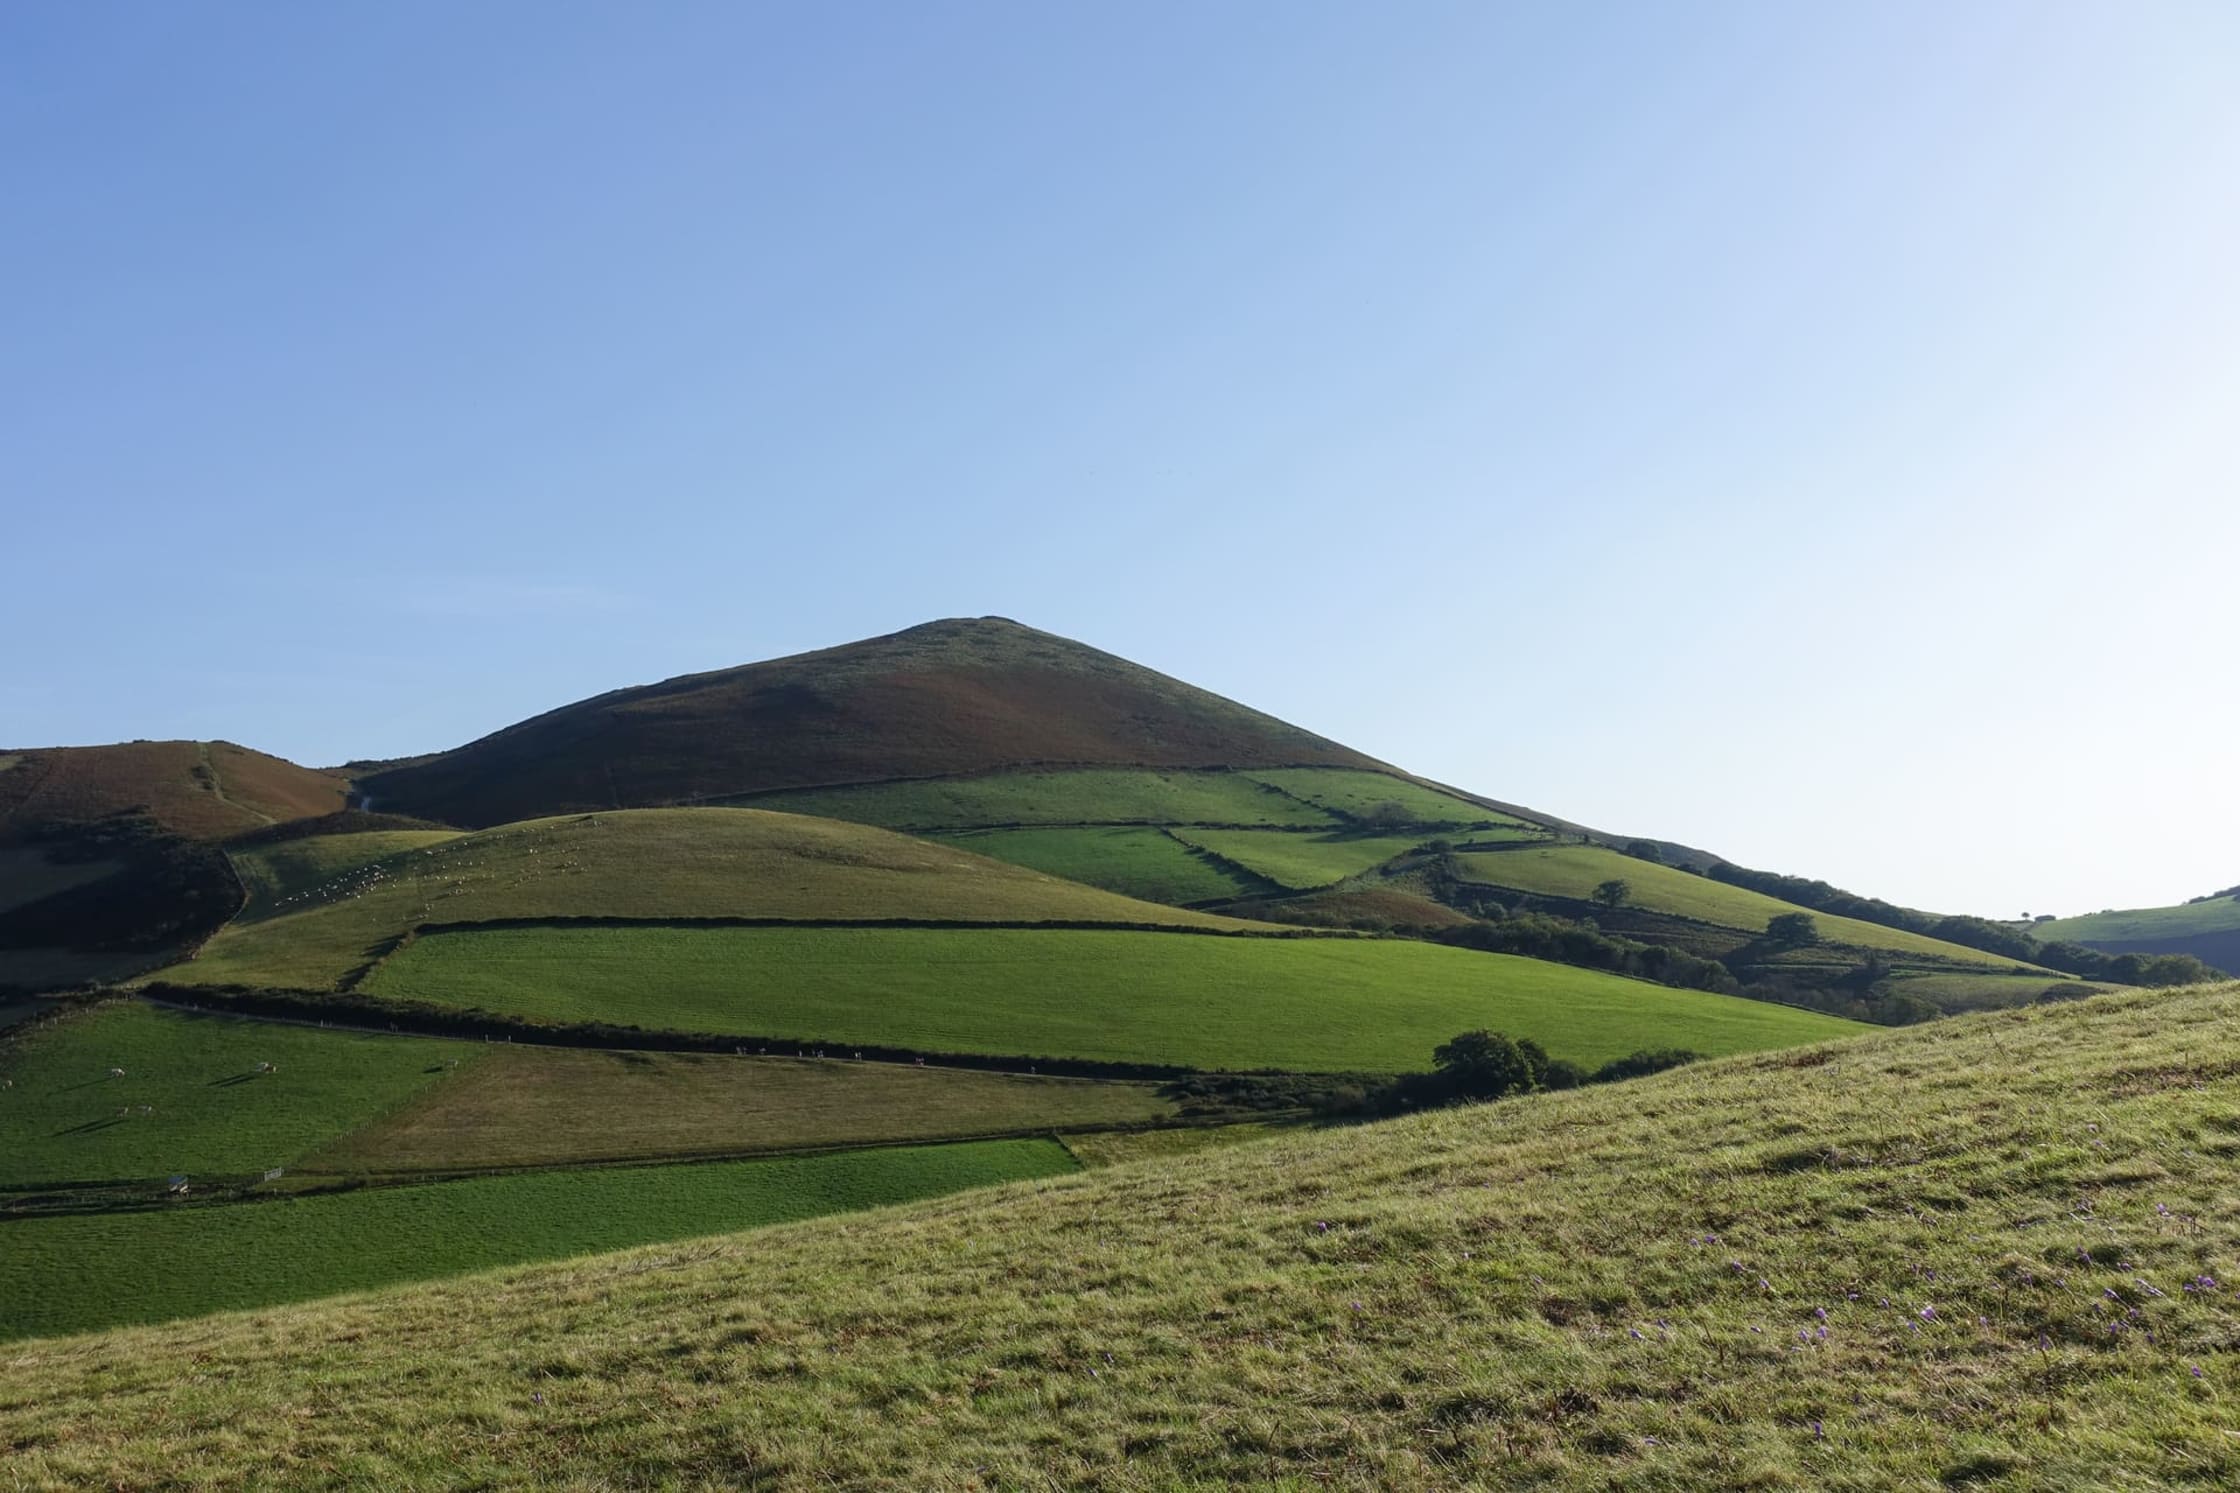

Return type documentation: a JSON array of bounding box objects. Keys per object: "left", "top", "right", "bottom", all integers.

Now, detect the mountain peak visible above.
[{"left": 358, "top": 622, "right": 1382, "bottom": 827}]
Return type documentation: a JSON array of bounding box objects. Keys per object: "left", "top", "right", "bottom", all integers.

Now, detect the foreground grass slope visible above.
[
  {"left": 164, "top": 808, "right": 1261, "bottom": 989},
  {"left": 6, "top": 984, "right": 2232, "bottom": 1487},
  {"left": 363, "top": 925, "right": 1862, "bottom": 1071}
]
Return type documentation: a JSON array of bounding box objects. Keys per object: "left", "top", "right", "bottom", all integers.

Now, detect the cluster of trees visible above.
[
  {"left": 1432, "top": 905, "right": 1948, "bottom": 1025},
  {"left": 1362, "top": 1030, "right": 1701, "bottom": 1114},
  {"left": 1433, "top": 912, "right": 1735, "bottom": 993}
]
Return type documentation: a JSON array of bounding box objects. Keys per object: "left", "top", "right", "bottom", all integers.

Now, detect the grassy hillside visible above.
[
  {"left": 7, "top": 983, "right": 2233, "bottom": 1486},
  {"left": 356, "top": 617, "right": 1388, "bottom": 826},
  {"left": 2038, "top": 895, "right": 2240, "bottom": 943},
  {"left": 0, "top": 1139, "right": 1075, "bottom": 1342},
  {"left": 0, "top": 1002, "right": 476, "bottom": 1188},
  {"left": 160, "top": 808, "right": 1262, "bottom": 989},
  {"left": 0, "top": 740, "right": 346, "bottom": 844},
  {"left": 230, "top": 828, "right": 462, "bottom": 918},
  {"left": 361, "top": 924, "right": 1862, "bottom": 1071},
  {"left": 307, "top": 1046, "right": 1180, "bottom": 1174},
  {"left": 1456, "top": 844, "right": 2042, "bottom": 970},
  {"left": 2034, "top": 893, "right": 2240, "bottom": 976}
]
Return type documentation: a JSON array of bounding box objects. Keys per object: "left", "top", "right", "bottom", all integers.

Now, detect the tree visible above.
[
  {"left": 1590, "top": 878, "right": 1630, "bottom": 911},
  {"left": 1623, "top": 840, "right": 1665, "bottom": 864},
  {"left": 1358, "top": 801, "right": 1414, "bottom": 832},
  {"left": 1765, "top": 912, "right": 1820, "bottom": 949},
  {"left": 1432, "top": 1030, "right": 1540, "bottom": 1100}
]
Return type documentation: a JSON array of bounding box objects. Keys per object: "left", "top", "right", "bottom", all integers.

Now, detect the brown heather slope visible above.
[
  {"left": 0, "top": 741, "right": 347, "bottom": 844},
  {"left": 356, "top": 617, "right": 1386, "bottom": 828}
]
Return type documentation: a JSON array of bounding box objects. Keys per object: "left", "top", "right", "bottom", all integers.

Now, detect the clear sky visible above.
[{"left": 6, "top": 3, "right": 2237, "bottom": 919}]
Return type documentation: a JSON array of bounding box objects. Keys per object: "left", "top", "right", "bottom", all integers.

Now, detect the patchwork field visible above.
[
  {"left": 361, "top": 924, "right": 1863, "bottom": 1072},
  {"left": 162, "top": 809, "right": 1261, "bottom": 989},
  {"left": 1455, "top": 845, "right": 2039, "bottom": 969},
  {"left": 1239, "top": 768, "right": 1531, "bottom": 828},
  {"left": 930, "top": 826, "right": 1253, "bottom": 904},
  {"left": 1170, "top": 828, "right": 1427, "bottom": 890},
  {"left": 307, "top": 1046, "right": 1182, "bottom": 1174},
  {"left": 0, "top": 1002, "right": 476, "bottom": 1188},
  {"left": 0, "top": 1138, "right": 1077, "bottom": 1342}
]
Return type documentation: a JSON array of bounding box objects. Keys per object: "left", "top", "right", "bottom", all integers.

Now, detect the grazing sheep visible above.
[{"left": 107, "top": 1067, "right": 126, "bottom": 1079}]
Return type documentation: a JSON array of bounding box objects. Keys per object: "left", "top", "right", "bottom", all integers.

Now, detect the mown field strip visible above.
[{"left": 307, "top": 1044, "right": 1181, "bottom": 1174}]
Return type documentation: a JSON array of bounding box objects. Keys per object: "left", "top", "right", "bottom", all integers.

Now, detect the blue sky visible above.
[{"left": 5, "top": 2, "right": 2236, "bottom": 917}]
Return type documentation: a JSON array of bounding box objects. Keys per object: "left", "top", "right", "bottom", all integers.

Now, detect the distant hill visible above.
[
  {"left": 0, "top": 740, "right": 346, "bottom": 845},
  {"left": 356, "top": 617, "right": 1386, "bottom": 828},
  {"left": 0, "top": 742, "right": 347, "bottom": 990},
  {"left": 2032, "top": 889, "right": 2240, "bottom": 976}
]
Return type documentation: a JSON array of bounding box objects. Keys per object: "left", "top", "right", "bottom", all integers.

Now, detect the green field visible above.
[
  {"left": 743, "top": 767, "right": 1337, "bottom": 829},
  {"left": 0, "top": 1002, "right": 477, "bottom": 1188},
  {"left": 363, "top": 924, "right": 1861, "bottom": 1072},
  {"left": 229, "top": 829, "right": 461, "bottom": 919},
  {"left": 1171, "top": 828, "right": 1427, "bottom": 890},
  {"left": 1456, "top": 845, "right": 2038, "bottom": 968},
  {"left": 1241, "top": 768, "right": 1532, "bottom": 828},
  {"left": 931, "top": 825, "right": 1252, "bottom": 904},
  {"left": 12, "top": 983, "right": 2235, "bottom": 1488},
  {"left": 163, "top": 808, "right": 1260, "bottom": 989},
  {"left": 308, "top": 1045, "right": 1181, "bottom": 1173},
  {"left": 0, "top": 1138, "right": 1075, "bottom": 1342}
]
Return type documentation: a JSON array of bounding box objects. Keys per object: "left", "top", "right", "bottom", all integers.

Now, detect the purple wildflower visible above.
[{"left": 1918, "top": 1306, "right": 1936, "bottom": 1321}]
